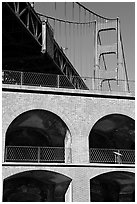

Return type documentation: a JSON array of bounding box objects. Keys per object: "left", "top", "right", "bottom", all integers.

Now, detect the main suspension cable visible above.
[
  {"left": 37, "top": 12, "right": 95, "bottom": 24},
  {"left": 76, "top": 2, "right": 117, "bottom": 21}
]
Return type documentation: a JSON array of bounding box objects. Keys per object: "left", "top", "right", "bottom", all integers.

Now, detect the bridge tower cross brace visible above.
[{"left": 94, "top": 18, "right": 129, "bottom": 92}]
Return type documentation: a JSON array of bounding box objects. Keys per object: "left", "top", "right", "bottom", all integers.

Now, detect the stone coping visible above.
[
  {"left": 2, "top": 84, "right": 134, "bottom": 98},
  {"left": 2, "top": 162, "right": 135, "bottom": 168}
]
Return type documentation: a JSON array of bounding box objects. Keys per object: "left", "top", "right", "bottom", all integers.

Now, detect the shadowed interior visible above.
[
  {"left": 3, "top": 170, "right": 72, "bottom": 202},
  {"left": 89, "top": 114, "right": 135, "bottom": 149},
  {"left": 90, "top": 171, "right": 135, "bottom": 202},
  {"left": 6, "top": 109, "right": 69, "bottom": 147}
]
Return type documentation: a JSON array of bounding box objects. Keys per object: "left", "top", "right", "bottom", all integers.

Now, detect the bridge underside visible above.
[
  {"left": 2, "top": 3, "right": 63, "bottom": 75},
  {"left": 3, "top": 2, "right": 89, "bottom": 90}
]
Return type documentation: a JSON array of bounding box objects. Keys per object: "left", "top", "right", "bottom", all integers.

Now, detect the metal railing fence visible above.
[
  {"left": 5, "top": 146, "right": 135, "bottom": 164},
  {"left": 5, "top": 146, "right": 68, "bottom": 163},
  {"left": 89, "top": 148, "right": 135, "bottom": 164},
  {"left": 2, "top": 70, "right": 135, "bottom": 94},
  {"left": 2, "top": 70, "right": 75, "bottom": 89}
]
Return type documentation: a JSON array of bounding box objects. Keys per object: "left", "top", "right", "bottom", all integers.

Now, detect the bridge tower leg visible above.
[{"left": 94, "top": 18, "right": 130, "bottom": 92}]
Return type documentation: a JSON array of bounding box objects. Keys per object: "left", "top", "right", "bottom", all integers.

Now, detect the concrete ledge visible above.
[
  {"left": 2, "top": 84, "right": 135, "bottom": 99},
  {"left": 2, "top": 162, "right": 135, "bottom": 168}
]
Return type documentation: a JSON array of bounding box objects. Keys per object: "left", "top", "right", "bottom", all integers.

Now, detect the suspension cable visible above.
[
  {"left": 37, "top": 12, "right": 95, "bottom": 24},
  {"left": 76, "top": 2, "right": 117, "bottom": 21},
  {"left": 37, "top": 2, "right": 117, "bottom": 24}
]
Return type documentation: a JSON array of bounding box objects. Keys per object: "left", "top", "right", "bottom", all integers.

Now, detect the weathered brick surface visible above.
[
  {"left": 2, "top": 90, "right": 135, "bottom": 163},
  {"left": 2, "top": 165, "right": 135, "bottom": 202},
  {"left": 2, "top": 87, "right": 135, "bottom": 201}
]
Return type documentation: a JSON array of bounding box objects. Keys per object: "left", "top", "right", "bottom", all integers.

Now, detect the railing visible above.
[
  {"left": 89, "top": 148, "right": 135, "bottom": 164},
  {"left": 5, "top": 146, "right": 69, "bottom": 163},
  {"left": 5, "top": 146, "right": 135, "bottom": 164},
  {"left": 2, "top": 70, "right": 135, "bottom": 94},
  {"left": 2, "top": 70, "right": 88, "bottom": 90}
]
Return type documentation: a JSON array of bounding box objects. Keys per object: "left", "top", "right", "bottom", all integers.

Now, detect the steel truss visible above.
[{"left": 4, "top": 2, "right": 88, "bottom": 90}]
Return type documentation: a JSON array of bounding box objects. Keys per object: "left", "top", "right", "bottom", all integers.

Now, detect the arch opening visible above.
[
  {"left": 3, "top": 170, "right": 72, "bottom": 202},
  {"left": 5, "top": 109, "right": 72, "bottom": 163},
  {"left": 89, "top": 114, "right": 135, "bottom": 164},
  {"left": 90, "top": 171, "right": 135, "bottom": 202}
]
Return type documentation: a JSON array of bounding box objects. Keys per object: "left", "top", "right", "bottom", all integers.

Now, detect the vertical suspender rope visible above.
[
  {"left": 73, "top": 24, "right": 75, "bottom": 66},
  {"left": 116, "top": 17, "right": 119, "bottom": 85},
  {"left": 55, "top": 2, "right": 56, "bottom": 11},
  {"left": 91, "top": 14, "right": 95, "bottom": 85},
  {"left": 71, "top": 3, "right": 74, "bottom": 64},
  {"left": 59, "top": 21, "right": 61, "bottom": 46},
  {"left": 65, "top": 21, "right": 67, "bottom": 53},
  {"left": 72, "top": 2, "right": 74, "bottom": 21},
  {"left": 88, "top": 12, "right": 91, "bottom": 78},
  {"left": 64, "top": 2, "right": 66, "bottom": 19},
  {"left": 54, "top": 2, "right": 56, "bottom": 42},
  {"left": 77, "top": 22, "right": 79, "bottom": 75},
  {"left": 72, "top": 3, "right": 75, "bottom": 66},
  {"left": 90, "top": 13, "right": 93, "bottom": 78},
  {"left": 89, "top": 22, "right": 93, "bottom": 82},
  {"left": 69, "top": 22, "right": 71, "bottom": 61},
  {"left": 93, "top": 20, "right": 97, "bottom": 89},
  {"left": 84, "top": 8, "right": 87, "bottom": 77},
  {"left": 64, "top": 2, "right": 67, "bottom": 55},
  {"left": 96, "top": 16, "right": 101, "bottom": 87},
  {"left": 56, "top": 4, "right": 59, "bottom": 45},
  {"left": 79, "top": 5, "right": 82, "bottom": 76},
  {"left": 83, "top": 8, "right": 86, "bottom": 34},
  {"left": 53, "top": 18, "right": 55, "bottom": 39},
  {"left": 80, "top": 22, "right": 82, "bottom": 75},
  {"left": 79, "top": 5, "right": 81, "bottom": 23}
]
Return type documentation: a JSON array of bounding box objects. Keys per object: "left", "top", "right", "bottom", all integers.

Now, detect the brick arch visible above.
[
  {"left": 4, "top": 108, "right": 74, "bottom": 163},
  {"left": 88, "top": 113, "right": 135, "bottom": 164},
  {"left": 86, "top": 111, "right": 134, "bottom": 153},
  {"left": 89, "top": 168, "right": 135, "bottom": 180},
  {"left": 2, "top": 166, "right": 73, "bottom": 180},
  {"left": 86, "top": 111, "right": 135, "bottom": 140},
  {"left": 84, "top": 109, "right": 135, "bottom": 154},
  {"left": 3, "top": 169, "right": 72, "bottom": 202},
  {"left": 90, "top": 170, "right": 135, "bottom": 202},
  {"left": 3, "top": 104, "right": 76, "bottom": 139},
  {"left": 89, "top": 113, "right": 135, "bottom": 148}
]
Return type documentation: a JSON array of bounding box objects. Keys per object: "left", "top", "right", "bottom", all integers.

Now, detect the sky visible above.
[{"left": 34, "top": 2, "right": 135, "bottom": 81}]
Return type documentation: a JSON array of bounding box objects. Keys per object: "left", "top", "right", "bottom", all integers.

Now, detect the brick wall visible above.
[
  {"left": 2, "top": 87, "right": 135, "bottom": 201},
  {"left": 2, "top": 165, "right": 135, "bottom": 202},
  {"left": 2, "top": 88, "right": 135, "bottom": 163}
]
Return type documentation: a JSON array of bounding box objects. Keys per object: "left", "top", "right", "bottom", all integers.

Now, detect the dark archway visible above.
[
  {"left": 90, "top": 171, "right": 135, "bottom": 202},
  {"left": 5, "top": 109, "right": 71, "bottom": 163},
  {"left": 3, "top": 170, "right": 72, "bottom": 202},
  {"left": 89, "top": 114, "right": 135, "bottom": 163}
]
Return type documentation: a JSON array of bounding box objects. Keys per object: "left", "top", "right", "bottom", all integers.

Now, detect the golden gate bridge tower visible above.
[{"left": 2, "top": 2, "right": 135, "bottom": 202}]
